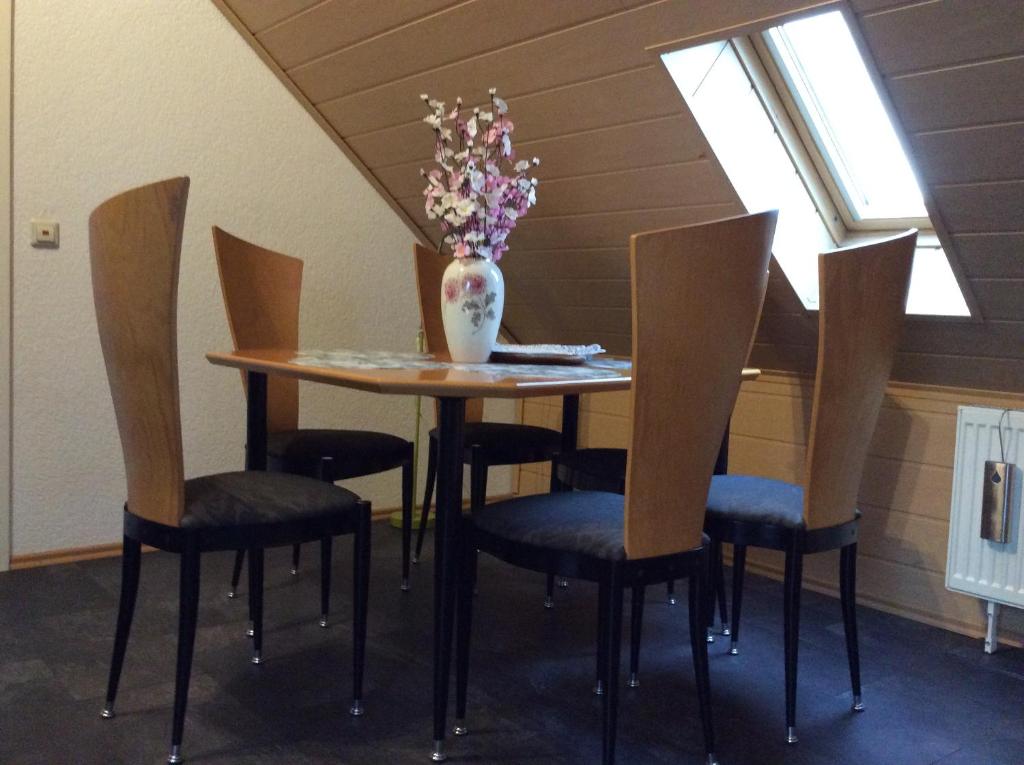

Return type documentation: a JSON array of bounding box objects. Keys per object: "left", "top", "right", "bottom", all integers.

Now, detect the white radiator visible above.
[{"left": 946, "top": 405, "right": 1024, "bottom": 652}]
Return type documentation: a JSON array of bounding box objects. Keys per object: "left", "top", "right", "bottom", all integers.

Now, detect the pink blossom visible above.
[
  {"left": 443, "top": 279, "right": 460, "bottom": 303},
  {"left": 452, "top": 242, "right": 470, "bottom": 259},
  {"left": 464, "top": 274, "right": 486, "bottom": 294}
]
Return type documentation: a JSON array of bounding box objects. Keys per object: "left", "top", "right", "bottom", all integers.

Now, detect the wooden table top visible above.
[{"left": 206, "top": 348, "right": 760, "bottom": 399}]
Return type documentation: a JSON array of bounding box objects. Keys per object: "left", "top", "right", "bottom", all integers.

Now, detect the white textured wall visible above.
[{"left": 12, "top": 1, "right": 511, "bottom": 555}]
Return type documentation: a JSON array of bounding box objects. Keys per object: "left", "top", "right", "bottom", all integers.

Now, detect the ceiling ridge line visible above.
[
  {"left": 252, "top": 0, "right": 332, "bottom": 36},
  {"left": 856, "top": 0, "right": 941, "bottom": 22},
  {"left": 912, "top": 119, "right": 1024, "bottom": 138},
  {"left": 521, "top": 201, "right": 736, "bottom": 222},
  {"left": 287, "top": 0, "right": 476, "bottom": 74},
  {"left": 307, "top": 0, "right": 668, "bottom": 106},
  {"left": 335, "top": 65, "right": 659, "bottom": 141},
  {"left": 933, "top": 178, "right": 1024, "bottom": 190},
  {"left": 888, "top": 51, "right": 1024, "bottom": 81}
]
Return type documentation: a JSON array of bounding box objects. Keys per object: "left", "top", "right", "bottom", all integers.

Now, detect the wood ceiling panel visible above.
[
  {"left": 891, "top": 353, "right": 1024, "bottom": 393},
  {"left": 933, "top": 180, "right": 1024, "bottom": 232},
  {"left": 910, "top": 122, "right": 1024, "bottom": 185},
  {"left": 224, "top": 0, "right": 322, "bottom": 33},
  {"left": 344, "top": 65, "right": 687, "bottom": 169},
  {"left": 953, "top": 233, "right": 1024, "bottom": 278},
  {"left": 509, "top": 203, "right": 741, "bottom": 250},
  {"left": 902, "top": 319, "right": 1024, "bottom": 359},
  {"left": 290, "top": 0, "right": 646, "bottom": 104},
  {"left": 859, "top": 0, "right": 1024, "bottom": 76},
  {"left": 257, "top": 0, "right": 458, "bottom": 69},
  {"left": 375, "top": 115, "right": 709, "bottom": 199},
  {"left": 506, "top": 277, "right": 630, "bottom": 309},
  {"left": 888, "top": 56, "right": 1024, "bottom": 133},
  {"left": 971, "top": 279, "right": 1024, "bottom": 321},
  {"left": 503, "top": 249, "right": 628, "bottom": 280}
]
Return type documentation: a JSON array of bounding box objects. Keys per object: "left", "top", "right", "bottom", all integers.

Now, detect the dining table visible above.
[{"left": 206, "top": 346, "right": 759, "bottom": 761}]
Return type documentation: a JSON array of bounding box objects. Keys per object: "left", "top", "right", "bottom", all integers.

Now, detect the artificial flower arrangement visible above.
[
  {"left": 420, "top": 88, "right": 539, "bottom": 262},
  {"left": 418, "top": 88, "right": 540, "bottom": 362}
]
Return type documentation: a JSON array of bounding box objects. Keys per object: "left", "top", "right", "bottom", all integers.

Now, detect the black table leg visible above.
[
  {"left": 432, "top": 397, "right": 466, "bottom": 762},
  {"left": 713, "top": 417, "right": 730, "bottom": 476},
  {"left": 245, "top": 371, "right": 268, "bottom": 471},
  {"left": 560, "top": 394, "right": 580, "bottom": 453}
]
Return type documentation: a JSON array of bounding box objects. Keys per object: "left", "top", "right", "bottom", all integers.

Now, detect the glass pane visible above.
[{"left": 766, "top": 11, "right": 926, "bottom": 220}]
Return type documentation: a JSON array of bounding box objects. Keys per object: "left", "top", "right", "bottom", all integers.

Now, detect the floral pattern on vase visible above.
[{"left": 441, "top": 256, "right": 504, "bottom": 363}]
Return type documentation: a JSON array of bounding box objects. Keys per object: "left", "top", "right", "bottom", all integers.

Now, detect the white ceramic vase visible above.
[{"left": 440, "top": 256, "right": 505, "bottom": 363}]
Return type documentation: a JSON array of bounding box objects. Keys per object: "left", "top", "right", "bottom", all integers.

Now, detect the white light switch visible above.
[{"left": 31, "top": 218, "right": 59, "bottom": 248}]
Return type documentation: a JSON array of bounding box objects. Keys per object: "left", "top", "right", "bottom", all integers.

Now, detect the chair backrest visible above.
[
  {"left": 412, "top": 243, "right": 484, "bottom": 424},
  {"left": 624, "top": 210, "right": 778, "bottom": 559},
  {"left": 212, "top": 227, "right": 302, "bottom": 434},
  {"left": 804, "top": 231, "right": 917, "bottom": 529},
  {"left": 90, "top": 177, "right": 190, "bottom": 527}
]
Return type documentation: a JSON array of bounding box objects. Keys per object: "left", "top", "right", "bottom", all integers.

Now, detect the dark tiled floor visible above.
[{"left": 1, "top": 526, "right": 1023, "bottom": 765}]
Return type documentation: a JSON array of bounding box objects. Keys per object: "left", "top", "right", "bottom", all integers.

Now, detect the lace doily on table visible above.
[{"left": 291, "top": 349, "right": 630, "bottom": 380}]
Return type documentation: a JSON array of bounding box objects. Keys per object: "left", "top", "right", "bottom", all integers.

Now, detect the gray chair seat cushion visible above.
[
  {"left": 430, "top": 422, "right": 561, "bottom": 465},
  {"left": 181, "top": 471, "right": 359, "bottom": 529},
  {"left": 267, "top": 429, "right": 411, "bottom": 480},
  {"left": 556, "top": 448, "right": 627, "bottom": 493},
  {"left": 473, "top": 491, "right": 627, "bottom": 560},
  {"left": 705, "top": 475, "right": 805, "bottom": 528}
]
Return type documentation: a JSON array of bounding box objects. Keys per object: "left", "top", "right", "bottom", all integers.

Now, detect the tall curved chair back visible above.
[
  {"left": 90, "top": 177, "right": 190, "bottom": 527},
  {"left": 804, "top": 231, "right": 917, "bottom": 529},
  {"left": 413, "top": 243, "right": 484, "bottom": 424},
  {"left": 213, "top": 227, "right": 302, "bottom": 434},
  {"left": 624, "top": 210, "right": 778, "bottom": 559}
]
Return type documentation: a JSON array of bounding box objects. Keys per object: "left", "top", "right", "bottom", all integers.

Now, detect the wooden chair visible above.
[
  {"left": 411, "top": 244, "right": 566, "bottom": 603},
  {"left": 452, "top": 211, "right": 777, "bottom": 765},
  {"left": 213, "top": 227, "right": 414, "bottom": 611},
  {"left": 92, "top": 179, "right": 371, "bottom": 764},
  {"left": 704, "top": 230, "right": 917, "bottom": 744}
]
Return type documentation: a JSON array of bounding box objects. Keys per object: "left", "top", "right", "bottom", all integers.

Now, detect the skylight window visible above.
[
  {"left": 661, "top": 10, "right": 970, "bottom": 317},
  {"left": 763, "top": 12, "right": 926, "bottom": 222}
]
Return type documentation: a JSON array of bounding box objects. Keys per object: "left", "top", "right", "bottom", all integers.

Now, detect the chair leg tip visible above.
[
  {"left": 251, "top": 652, "right": 262, "bottom": 665},
  {"left": 431, "top": 740, "right": 447, "bottom": 762},
  {"left": 729, "top": 641, "right": 739, "bottom": 655},
  {"left": 627, "top": 672, "right": 640, "bottom": 688},
  {"left": 705, "top": 754, "right": 720, "bottom": 765},
  {"left": 667, "top": 596, "right": 677, "bottom": 606},
  {"left": 319, "top": 617, "right": 329, "bottom": 629},
  {"left": 558, "top": 577, "right": 569, "bottom": 588},
  {"left": 290, "top": 568, "right": 298, "bottom": 576},
  {"left": 852, "top": 695, "right": 865, "bottom": 712},
  {"left": 401, "top": 579, "right": 411, "bottom": 592},
  {"left": 246, "top": 624, "right": 254, "bottom": 638},
  {"left": 100, "top": 707, "right": 115, "bottom": 719},
  {"left": 720, "top": 626, "right": 731, "bottom": 636},
  {"left": 786, "top": 727, "right": 798, "bottom": 744},
  {"left": 452, "top": 720, "right": 468, "bottom": 736},
  {"left": 543, "top": 596, "right": 554, "bottom": 609},
  {"left": 167, "top": 745, "right": 183, "bottom": 763},
  {"left": 349, "top": 700, "right": 365, "bottom": 717},
  {"left": 227, "top": 590, "right": 237, "bottom": 599},
  {"left": 593, "top": 681, "right": 604, "bottom": 696},
  {"left": 411, "top": 555, "right": 419, "bottom": 565}
]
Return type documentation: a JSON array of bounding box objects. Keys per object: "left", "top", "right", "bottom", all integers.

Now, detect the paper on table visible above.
[{"left": 493, "top": 343, "right": 605, "bottom": 357}]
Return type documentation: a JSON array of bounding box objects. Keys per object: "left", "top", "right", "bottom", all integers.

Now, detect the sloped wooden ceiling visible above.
[{"left": 215, "top": 0, "right": 1024, "bottom": 393}]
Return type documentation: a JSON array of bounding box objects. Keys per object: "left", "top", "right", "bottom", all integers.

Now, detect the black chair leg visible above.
[
  {"left": 454, "top": 542, "right": 478, "bottom": 735},
  {"left": 290, "top": 543, "right": 301, "bottom": 576},
  {"left": 595, "top": 580, "right": 609, "bottom": 696},
  {"left": 414, "top": 438, "right": 438, "bottom": 563},
  {"left": 401, "top": 459, "right": 414, "bottom": 591},
  {"left": 351, "top": 502, "right": 372, "bottom": 716},
  {"left": 168, "top": 540, "right": 200, "bottom": 765},
  {"left": 601, "top": 565, "right": 624, "bottom": 765},
  {"left": 715, "top": 542, "right": 729, "bottom": 635},
  {"left": 666, "top": 579, "right": 676, "bottom": 605},
  {"left": 102, "top": 535, "right": 142, "bottom": 719},
  {"left": 228, "top": 549, "right": 244, "bottom": 599},
  {"left": 628, "top": 584, "right": 644, "bottom": 688},
  {"left": 545, "top": 572, "right": 555, "bottom": 609},
  {"left": 688, "top": 556, "right": 717, "bottom": 765},
  {"left": 840, "top": 543, "right": 864, "bottom": 712},
  {"left": 249, "top": 547, "right": 264, "bottom": 664},
  {"left": 469, "top": 447, "right": 487, "bottom": 511},
  {"left": 783, "top": 544, "right": 804, "bottom": 744},
  {"left": 729, "top": 545, "right": 747, "bottom": 655},
  {"left": 704, "top": 541, "right": 718, "bottom": 643},
  {"left": 319, "top": 536, "right": 332, "bottom": 628}
]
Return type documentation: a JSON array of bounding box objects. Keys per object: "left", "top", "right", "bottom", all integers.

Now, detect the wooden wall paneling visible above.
[
  {"left": 890, "top": 352, "right": 1024, "bottom": 394},
  {"left": 910, "top": 123, "right": 1024, "bottom": 185},
  {"left": 969, "top": 279, "right": 1024, "bottom": 321},
  {"left": 953, "top": 233, "right": 1024, "bottom": 278},
  {"left": 345, "top": 64, "right": 690, "bottom": 170},
  {"left": 289, "top": 0, "right": 650, "bottom": 104},
  {"left": 223, "top": 0, "right": 321, "bottom": 34},
  {"left": 374, "top": 114, "right": 708, "bottom": 199},
  {"left": 505, "top": 277, "right": 630, "bottom": 309},
  {"left": 256, "top": 0, "right": 458, "bottom": 69},
  {"left": 887, "top": 57, "right": 1024, "bottom": 133},
  {"left": 901, "top": 320, "right": 1024, "bottom": 360},
  {"left": 857, "top": 0, "right": 1024, "bottom": 76},
  {"left": 503, "top": 249, "right": 629, "bottom": 280},
  {"left": 933, "top": 180, "right": 1024, "bottom": 233}
]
